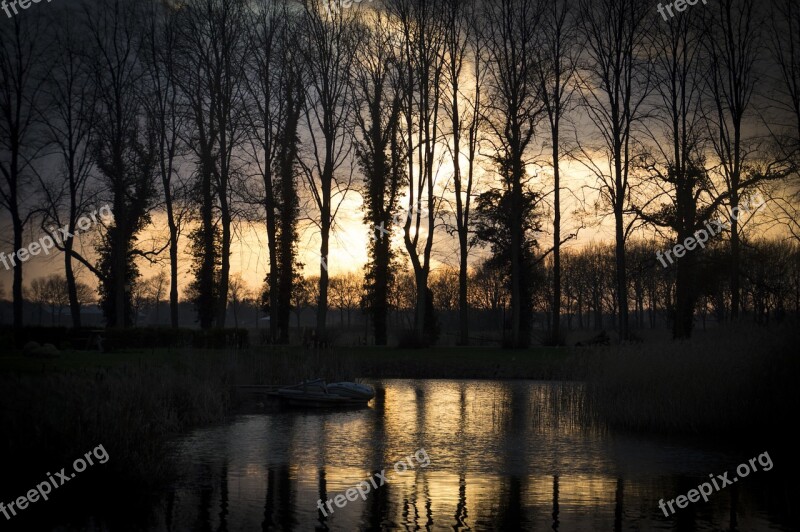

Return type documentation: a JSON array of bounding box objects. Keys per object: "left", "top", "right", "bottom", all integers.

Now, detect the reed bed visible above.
[{"left": 583, "top": 324, "right": 800, "bottom": 437}]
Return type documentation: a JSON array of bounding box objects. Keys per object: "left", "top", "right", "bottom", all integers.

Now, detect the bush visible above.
[
  {"left": 0, "top": 326, "right": 249, "bottom": 351},
  {"left": 105, "top": 327, "right": 248, "bottom": 350},
  {"left": 397, "top": 330, "right": 431, "bottom": 348}
]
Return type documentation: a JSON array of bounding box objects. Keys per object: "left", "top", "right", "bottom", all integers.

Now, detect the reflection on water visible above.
[{"left": 148, "top": 380, "right": 792, "bottom": 531}]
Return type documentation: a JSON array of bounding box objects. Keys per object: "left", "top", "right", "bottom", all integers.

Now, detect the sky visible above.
[{"left": 0, "top": 0, "right": 792, "bottom": 299}]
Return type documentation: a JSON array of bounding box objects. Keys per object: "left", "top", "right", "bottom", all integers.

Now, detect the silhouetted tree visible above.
[
  {"left": 576, "top": 0, "right": 654, "bottom": 340},
  {"left": 39, "top": 8, "right": 97, "bottom": 329},
  {"left": 482, "top": 0, "right": 545, "bottom": 347},
  {"left": 390, "top": 0, "right": 447, "bottom": 345},
  {"left": 175, "top": 0, "right": 248, "bottom": 328},
  {"left": 0, "top": 13, "right": 50, "bottom": 327},
  {"left": 352, "top": 8, "right": 405, "bottom": 345},
  {"left": 473, "top": 188, "right": 543, "bottom": 346},
  {"left": 299, "top": 0, "right": 360, "bottom": 341}
]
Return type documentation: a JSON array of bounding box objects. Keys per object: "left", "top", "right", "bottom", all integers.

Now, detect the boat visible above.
[{"left": 268, "top": 379, "right": 375, "bottom": 408}]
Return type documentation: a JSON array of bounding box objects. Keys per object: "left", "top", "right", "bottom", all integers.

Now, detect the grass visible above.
[
  {"left": 0, "top": 344, "right": 582, "bottom": 380},
  {"left": 0, "top": 351, "right": 238, "bottom": 531},
  {"left": 0, "top": 354, "right": 232, "bottom": 485}
]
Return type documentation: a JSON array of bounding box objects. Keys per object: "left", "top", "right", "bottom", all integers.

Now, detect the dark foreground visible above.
[{"left": 0, "top": 324, "right": 798, "bottom": 530}]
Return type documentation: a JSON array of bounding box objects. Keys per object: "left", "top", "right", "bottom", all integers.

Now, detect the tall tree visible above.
[
  {"left": 482, "top": 0, "right": 544, "bottom": 347},
  {"left": 299, "top": 0, "right": 359, "bottom": 341},
  {"left": 273, "top": 47, "right": 305, "bottom": 343},
  {"left": 473, "top": 187, "right": 544, "bottom": 346},
  {"left": 243, "top": 0, "right": 294, "bottom": 342},
  {"left": 442, "top": 0, "right": 484, "bottom": 345},
  {"left": 534, "top": 0, "right": 579, "bottom": 345},
  {"left": 142, "top": 0, "right": 187, "bottom": 329},
  {"left": 703, "top": 0, "right": 762, "bottom": 320},
  {"left": 352, "top": 9, "right": 405, "bottom": 345},
  {"left": 84, "top": 0, "right": 156, "bottom": 327},
  {"left": 768, "top": 0, "right": 800, "bottom": 245},
  {"left": 0, "top": 13, "right": 49, "bottom": 327},
  {"left": 634, "top": 9, "right": 709, "bottom": 338},
  {"left": 576, "top": 0, "right": 654, "bottom": 341},
  {"left": 176, "top": 0, "right": 248, "bottom": 328},
  {"left": 391, "top": 0, "right": 447, "bottom": 345},
  {"left": 39, "top": 6, "right": 96, "bottom": 328}
]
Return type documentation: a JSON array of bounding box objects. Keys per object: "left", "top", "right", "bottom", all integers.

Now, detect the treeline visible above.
[
  {"left": 21, "top": 238, "right": 798, "bottom": 345},
  {"left": 1, "top": 0, "right": 798, "bottom": 346},
  {"left": 297, "top": 239, "right": 800, "bottom": 343}
]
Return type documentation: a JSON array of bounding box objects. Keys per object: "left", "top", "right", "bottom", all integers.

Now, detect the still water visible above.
[{"left": 150, "top": 380, "right": 793, "bottom": 531}]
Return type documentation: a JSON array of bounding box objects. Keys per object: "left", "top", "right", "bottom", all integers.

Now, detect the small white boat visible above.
[{"left": 268, "top": 379, "right": 375, "bottom": 408}]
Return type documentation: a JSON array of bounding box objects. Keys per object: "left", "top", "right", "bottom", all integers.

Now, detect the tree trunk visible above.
[
  {"left": 614, "top": 190, "right": 628, "bottom": 340},
  {"left": 317, "top": 200, "right": 330, "bottom": 339},
  {"left": 169, "top": 230, "right": 179, "bottom": 329},
  {"left": 12, "top": 213, "right": 23, "bottom": 328},
  {"left": 551, "top": 126, "right": 561, "bottom": 344},
  {"left": 65, "top": 237, "right": 81, "bottom": 328},
  {"left": 216, "top": 191, "right": 231, "bottom": 328}
]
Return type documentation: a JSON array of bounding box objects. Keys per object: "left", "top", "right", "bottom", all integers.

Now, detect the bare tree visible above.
[
  {"left": 576, "top": 0, "right": 654, "bottom": 340},
  {"left": 243, "top": 0, "right": 294, "bottom": 342},
  {"left": 391, "top": 0, "right": 447, "bottom": 345},
  {"left": 633, "top": 10, "right": 709, "bottom": 338},
  {"left": 142, "top": 1, "right": 189, "bottom": 329},
  {"left": 39, "top": 5, "right": 98, "bottom": 329},
  {"left": 175, "top": 0, "right": 248, "bottom": 329},
  {"left": 298, "top": 0, "right": 359, "bottom": 341},
  {"left": 441, "top": 0, "right": 485, "bottom": 345},
  {"left": 227, "top": 272, "right": 247, "bottom": 328},
  {"left": 291, "top": 274, "right": 317, "bottom": 332},
  {"left": 468, "top": 259, "right": 508, "bottom": 334},
  {"left": 702, "top": 0, "right": 763, "bottom": 319},
  {"left": 770, "top": 0, "right": 800, "bottom": 144},
  {"left": 329, "top": 271, "right": 361, "bottom": 328},
  {"left": 766, "top": 0, "right": 800, "bottom": 244},
  {"left": 430, "top": 266, "right": 459, "bottom": 312},
  {"left": 0, "top": 13, "right": 50, "bottom": 327},
  {"left": 28, "top": 274, "right": 92, "bottom": 326},
  {"left": 533, "top": 0, "right": 579, "bottom": 344},
  {"left": 27, "top": 276, "right": 53, "bottom": 326}
]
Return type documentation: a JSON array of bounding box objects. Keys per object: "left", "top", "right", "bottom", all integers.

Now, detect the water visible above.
[{"left": 149, "top": 380, "right": 793, "bottom": 531}]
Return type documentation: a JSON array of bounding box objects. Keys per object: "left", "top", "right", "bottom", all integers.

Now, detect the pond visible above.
[{"left": 148, "top": 380, "right": 793, "bottom": 531}]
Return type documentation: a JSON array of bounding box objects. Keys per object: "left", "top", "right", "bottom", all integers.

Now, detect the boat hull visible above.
[
  {"left": 268, "top": 389, "right": 371, "bottom": 408},
  {"left": 326, "top": 382, "right": 375, "bottom": 401}
]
